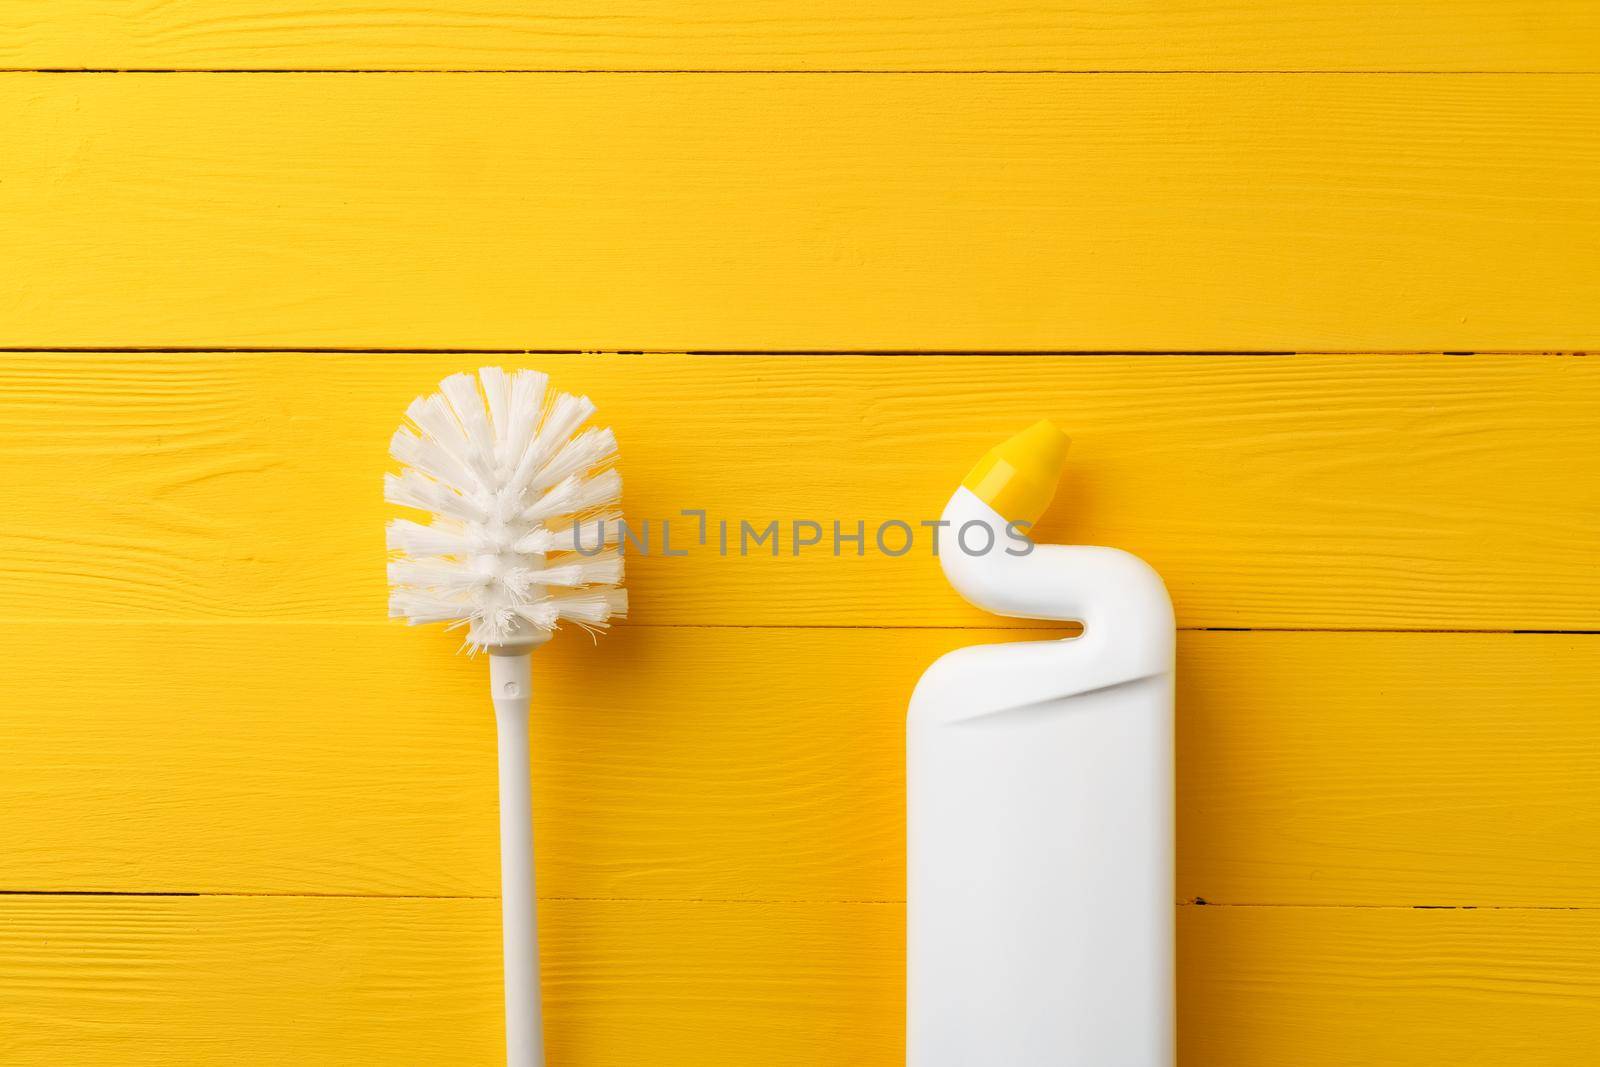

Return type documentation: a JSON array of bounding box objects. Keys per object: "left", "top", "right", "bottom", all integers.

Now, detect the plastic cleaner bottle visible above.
[{"left": 907, "top": 421, "right": 1175, "bottom": 1066}]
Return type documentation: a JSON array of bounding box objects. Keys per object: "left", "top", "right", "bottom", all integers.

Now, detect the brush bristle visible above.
[{"left": 385, "top": 367, "right": 627, "bottom": 651}]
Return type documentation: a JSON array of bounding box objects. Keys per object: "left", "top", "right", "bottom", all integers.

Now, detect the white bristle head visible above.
[
  {"left": 511, "top": 548, "right": 625, "bottom": 593},
  {"left": 478, "top": 367, "right": 510, "bottom": 449},
  {"left": 522, "top": 468, "right": 623, "bottom": 524},
  {"left": 506, "top": 392, "right": 595, "bottom": 497},
  {"left": 386, "top": 518, "right": 473, "bottom": 557},
  {"left": 389, "top": 426, "right": 479, "bottom": 493},
  {"left": 384, "top": 469, "right": 487, "bottom": 524},
  {"left": 404, "top": 394, "right": 477, "bottom": 485},
  {"left": 511, "top": 588, "right": 629, "bottom": 636},
  {"left": 513, "top": 510, "right": 622, "bottom": 554},
  {"left": 385, "top": 367, "right": 627, "bottom": 652},
  {"left": 500, "top": 370, "right": 548, "bottom": 473},
  {"left": 530, "top": 426, "right": 617, "bottom": 494},
  {"left": 440, "top": 373, "right": 499, "bottom": 485}
]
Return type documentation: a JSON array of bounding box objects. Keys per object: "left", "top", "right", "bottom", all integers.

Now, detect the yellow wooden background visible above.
[{"left": 2, "top": 5, "right": 1599, "bottom": 1065}]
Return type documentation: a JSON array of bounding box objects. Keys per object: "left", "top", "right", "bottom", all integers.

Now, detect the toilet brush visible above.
[{"left": 384, "top": 367, "right": 627, "bottom": 1066}]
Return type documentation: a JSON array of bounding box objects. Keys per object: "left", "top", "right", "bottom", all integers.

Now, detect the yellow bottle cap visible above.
[{"left": 960, "top": 420, "right": 1072, "bottom": 525}]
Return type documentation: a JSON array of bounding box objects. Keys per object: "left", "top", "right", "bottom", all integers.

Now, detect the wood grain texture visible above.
[
  {"left": 0, "top": 895, "right": 500, "bottom": 1067},
  {"left": 4, "top": 75, "right": 1599, "bottom": 350},
  {"left": 0, "top": 895, "right": 896, "bottom": 1067},
  {"left": 1178, "top": 904, "right": 1600, "bottom": 1065},
  {"left": 8, "top": 1, "right": 1600, "bottom": 72},
  {"left": 3, "top": 625, "right": 1595, "bottom": 905},
  {"left": 3, "top": 895, "right": 1598, "bottom": 1065},
  {"left": 1178, "top": 632, "right": 1600, "bottom": 907},
  {"left": 3, "top": 353, "right": 1597, "bottom": 630}
]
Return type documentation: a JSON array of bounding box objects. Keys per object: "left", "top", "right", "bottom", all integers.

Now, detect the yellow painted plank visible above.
[
  {"left": 4, "top": 75, "right": 1599, "bottom": 350},
  {"left": 3, "top": 353, "right": 1597, "bottom": 630},
  {"left": 1178, "top": 904, "right": 1600, "bottom": 1065},
  {"left": 3, "top": 895, "right": 1598, "bottom": 1065},
  {"left": 0, "top": 894, "right": 501, "bottom": 1066},
  {"left": 8, "top": 1, "right": 1600, "bottom": 72},
  {"left": 4, "top": 625, "right": 1596, "bottom": 906},
  {"left": 0, "top": 895, "right": 896, "bottom": 1067},
  {"left": 1177, "top": 631, "right": 1600, "bottom": 907}
]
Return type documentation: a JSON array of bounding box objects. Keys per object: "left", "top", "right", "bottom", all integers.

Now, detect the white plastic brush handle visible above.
[{"left": 490, "top": 650, "right": 544, "bottom": 1067}]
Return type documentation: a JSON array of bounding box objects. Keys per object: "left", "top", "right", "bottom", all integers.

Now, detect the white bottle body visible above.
[{"left": 908, "top": 488, "right": 1175, "bottom": 1066}]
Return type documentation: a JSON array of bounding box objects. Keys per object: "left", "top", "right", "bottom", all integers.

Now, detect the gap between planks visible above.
[
  {"left": 10, "top": 69, "right": 1600, "bottom": 76},
  {"left": 0, "top": 347, "right": 1590, "bottom": 356},
  {"left": 3, "top": 621, "right": 1595, "bottom": 635},
  {"left": 1, "top": 890, "right": 1594, "bottom": 911}
]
